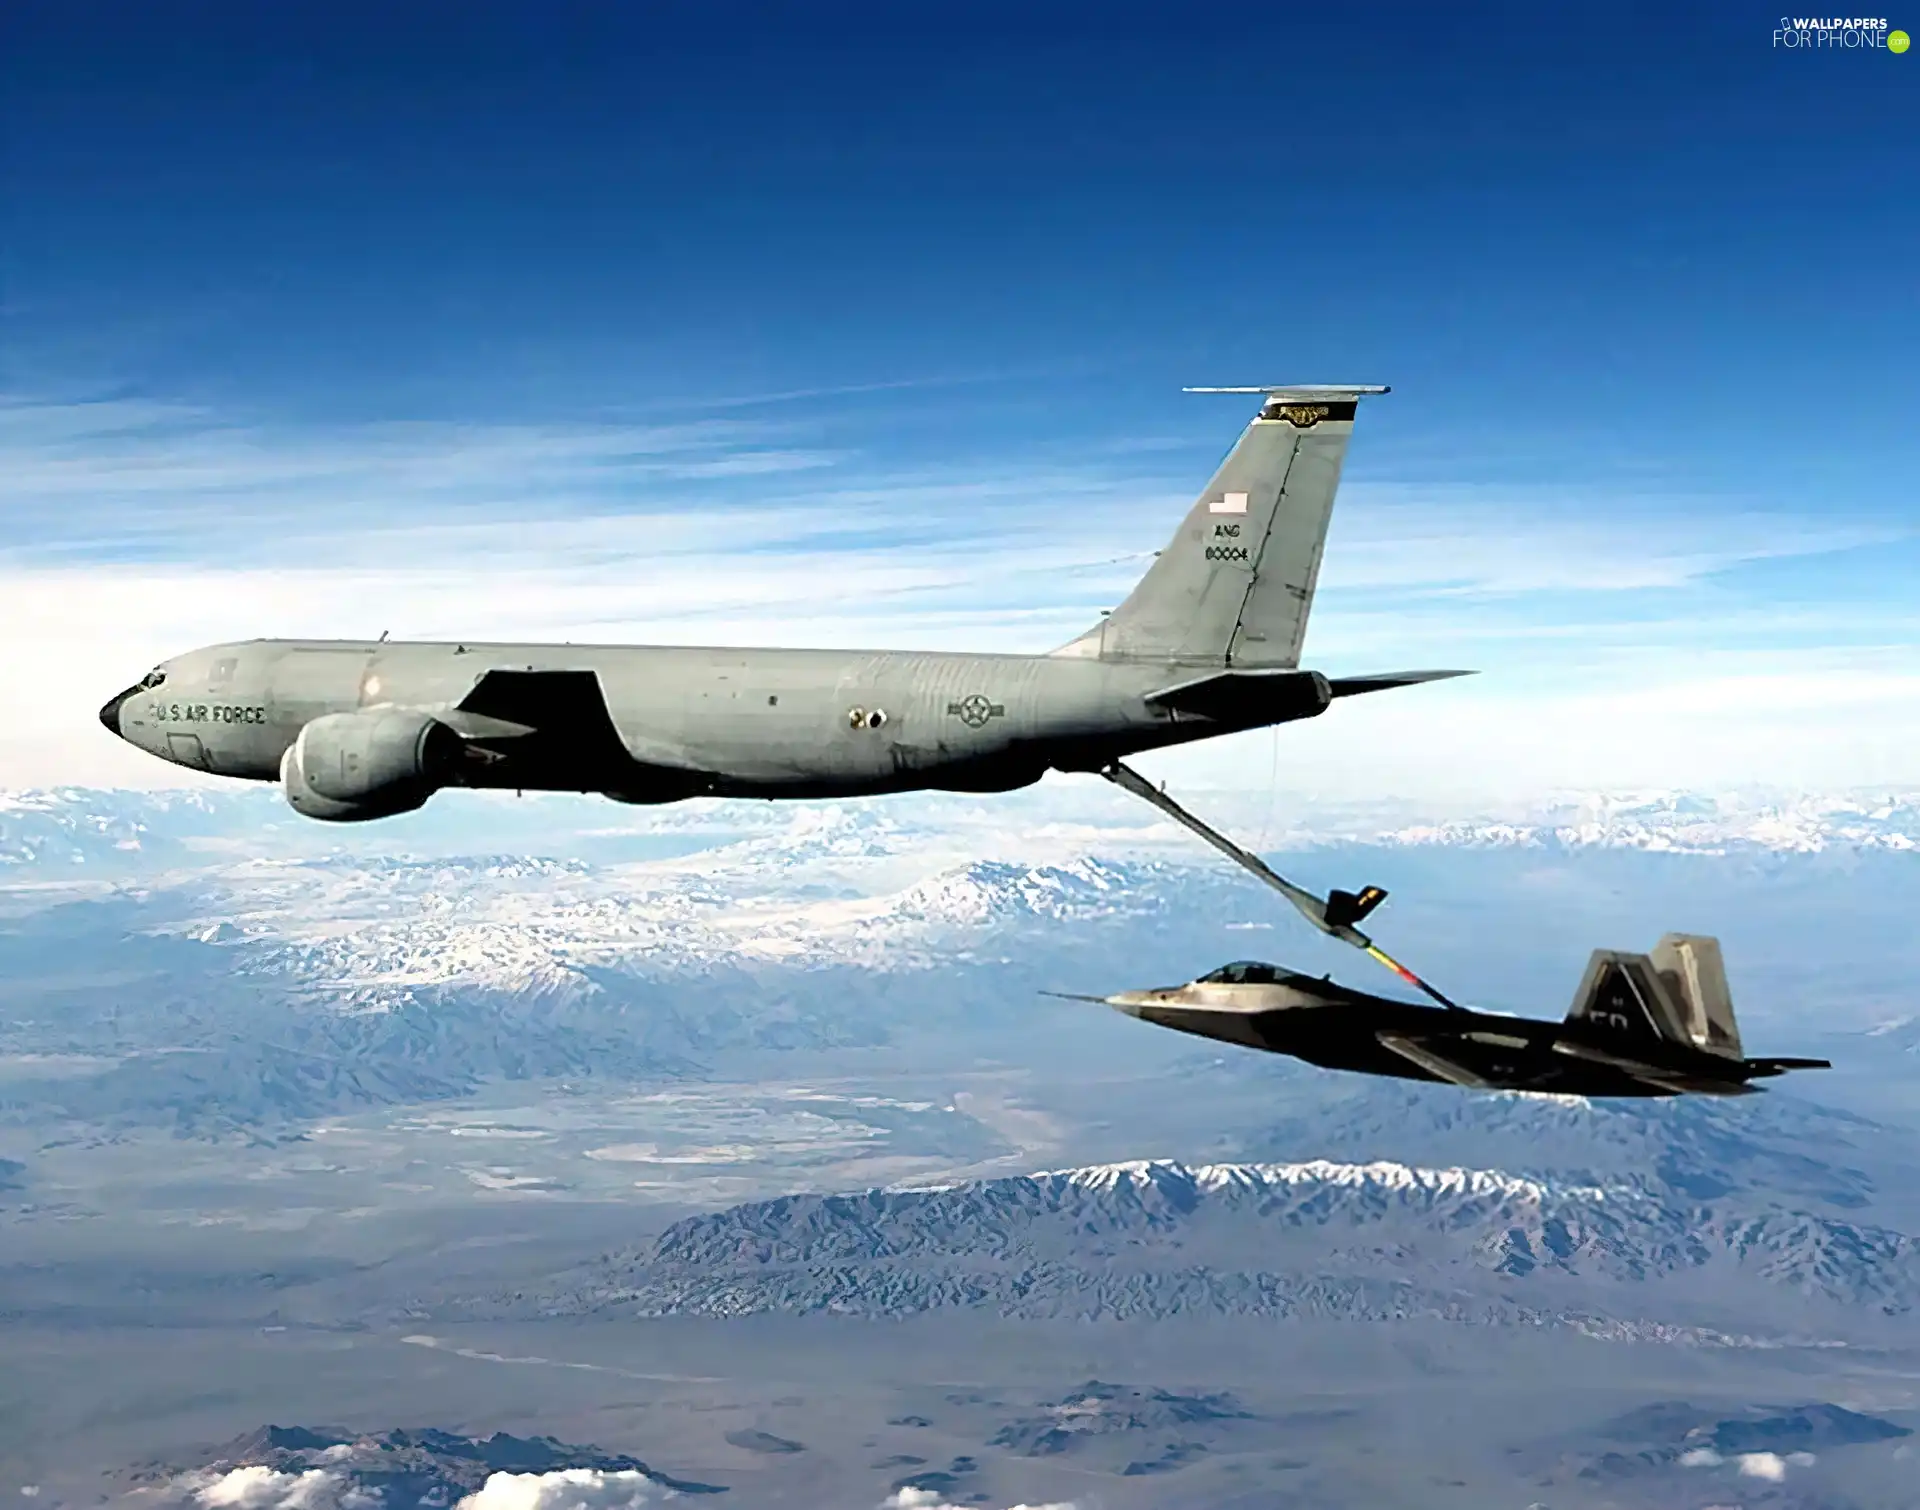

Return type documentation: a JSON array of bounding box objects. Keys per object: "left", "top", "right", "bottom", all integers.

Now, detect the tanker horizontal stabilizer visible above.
[
  {"left": 1143, "top": 666, "right": 1473, "bottom": 726},
  {"left": 1326, "top": 669, "right": 1477, "bottom": 698}
]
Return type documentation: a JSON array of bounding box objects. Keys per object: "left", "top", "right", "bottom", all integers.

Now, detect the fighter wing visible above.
[
  {"left": 1374, "top": 1033, "right": 1501, "bottom": 1089},
  {"left": 1375, "top": 1027, "right": 1584, "bottom": 1093}
]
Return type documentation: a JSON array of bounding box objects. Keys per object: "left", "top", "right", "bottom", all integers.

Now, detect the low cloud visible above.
[
  {"left": 185, "top": 1468, "right": 379, "bottom": 1510},
  {"left": 880, "top": 1491, "right": 1076, "bottom": 1510},
  {"left": 1737, "top": 1450, "right": 1816, "bottom": 1481},
  {"left": 1738, "top": 1452, "right": 1788, "bottom": 1481},
  {"left": 1680, "top": 1448, "right": 1817, "bottom": 1481},
  {"left": 455, "top": 1469, "right": 674, "bottom": 1510}
]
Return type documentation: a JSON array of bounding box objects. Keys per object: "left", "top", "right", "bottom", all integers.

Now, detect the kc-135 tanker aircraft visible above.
[{"left": 99, "top": 386, "right": 1462, "bottom": 821}]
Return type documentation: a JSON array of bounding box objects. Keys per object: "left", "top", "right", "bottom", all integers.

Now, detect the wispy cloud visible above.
[
  {"left": 11, "top": 396, "right": 1896, "bottom": 591},
  {"left": 0, "top": 396, "right": 848, "bottom": 562},
  {"left": 1323, "top": 486, "right": 1906, "bottom": 596}
]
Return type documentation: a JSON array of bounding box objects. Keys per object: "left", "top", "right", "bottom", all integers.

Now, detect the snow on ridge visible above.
[
  {"left": 242, "top": 927, "right": 608, "bottom": 997},
  {"left": 1494, "top": 1090, "right": 1595, "bottom": 1110},
  {"left": 284, "top": 853, "right": 598, "bottom": 879},
  {"left": 669, "top": 803, "right": 915, "bottom": 868},
  {"left": 1027, "top": 1157, "right": 1614, "bottom": 1204},
  {"left": 880, "top": 856, "right": 1144, "bottom": 924},
  {"left": 138, "top": 850, "right": 1159, "bottom": 1001}
]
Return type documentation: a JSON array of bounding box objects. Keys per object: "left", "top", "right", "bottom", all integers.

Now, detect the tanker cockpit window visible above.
[{"left": 138, "top": 668, "right": 167, "bottom": 689}]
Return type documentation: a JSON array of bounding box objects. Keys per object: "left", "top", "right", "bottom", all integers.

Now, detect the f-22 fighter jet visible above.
[{"left": 1085, "top": 934, "right": 1828, "bottom": 1097}]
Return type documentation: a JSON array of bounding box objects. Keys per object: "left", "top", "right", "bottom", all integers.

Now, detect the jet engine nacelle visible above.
[{"left": 281, "top": 709, "right": 463, "bottom": 822}]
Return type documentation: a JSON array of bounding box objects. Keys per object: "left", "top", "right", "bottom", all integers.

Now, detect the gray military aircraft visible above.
[
  {"left": 1074, "top": 934, "right": 1829, "bottom": 1097},
  {"left": 99, "top": 386, "right": 1469, "bottom": 822}
]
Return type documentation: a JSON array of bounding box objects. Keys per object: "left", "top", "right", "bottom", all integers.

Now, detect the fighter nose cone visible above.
[
  {"left": 1103, "top": 990, "right": 1165, "bottom": 1018},
  {"left": 99, "top": 686, "right": 136, "bottom": 737}
]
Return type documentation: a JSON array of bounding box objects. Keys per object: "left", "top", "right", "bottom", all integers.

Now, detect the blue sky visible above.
[{"left": 2, "top": 3, "right": 1915, "bottom": 797}]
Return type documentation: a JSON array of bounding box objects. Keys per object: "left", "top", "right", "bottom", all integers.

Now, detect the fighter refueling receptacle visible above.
[
  {"left": 1064, "top": 934, "right": 1829, "bottom": 1097},
  {"left": 98, "top": 387, "right": 1472, "bottom": 821}
]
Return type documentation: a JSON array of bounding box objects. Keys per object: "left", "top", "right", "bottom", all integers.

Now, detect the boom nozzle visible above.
[{"left": 1324, "top": 886, "right": 1387, "bottom": 930}]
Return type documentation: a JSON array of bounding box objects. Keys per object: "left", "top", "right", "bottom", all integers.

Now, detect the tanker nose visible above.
[{"left": 99, "top": 685, "right": 137, "bottom": 737}]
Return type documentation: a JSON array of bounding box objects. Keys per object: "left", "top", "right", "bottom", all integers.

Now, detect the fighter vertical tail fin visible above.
[
  {"left": 1650, "top": 933, "right": 1743, "bottom": 1058},
  {"left": 1565, "top": 933, "right": 1744, "bottom": 1060},
  {"left": 1053, "top": 386, "right": 1387, "bottom": 667}
]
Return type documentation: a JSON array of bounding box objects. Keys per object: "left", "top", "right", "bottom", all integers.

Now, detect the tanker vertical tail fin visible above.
[{"left": 1053, "top": 386, "right": 1387, "bottom": 667}]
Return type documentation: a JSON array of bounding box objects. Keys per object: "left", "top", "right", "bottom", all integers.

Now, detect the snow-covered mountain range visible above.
[
  {"left": 128, "top": 1425, "right": 723, "bottom": 1509},
  {"left": 3, "top": 783, "right": 1916, "bottom": 1135},
  {"left": 156, "top": 847, "right": 1173, "bottom": 1013},
  {"left": 503, "top": 1150, "right": 1920, "bottom": 1336},
  {"left": 6, "top": 783, "right": 1917, "bottom": 1009}
]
